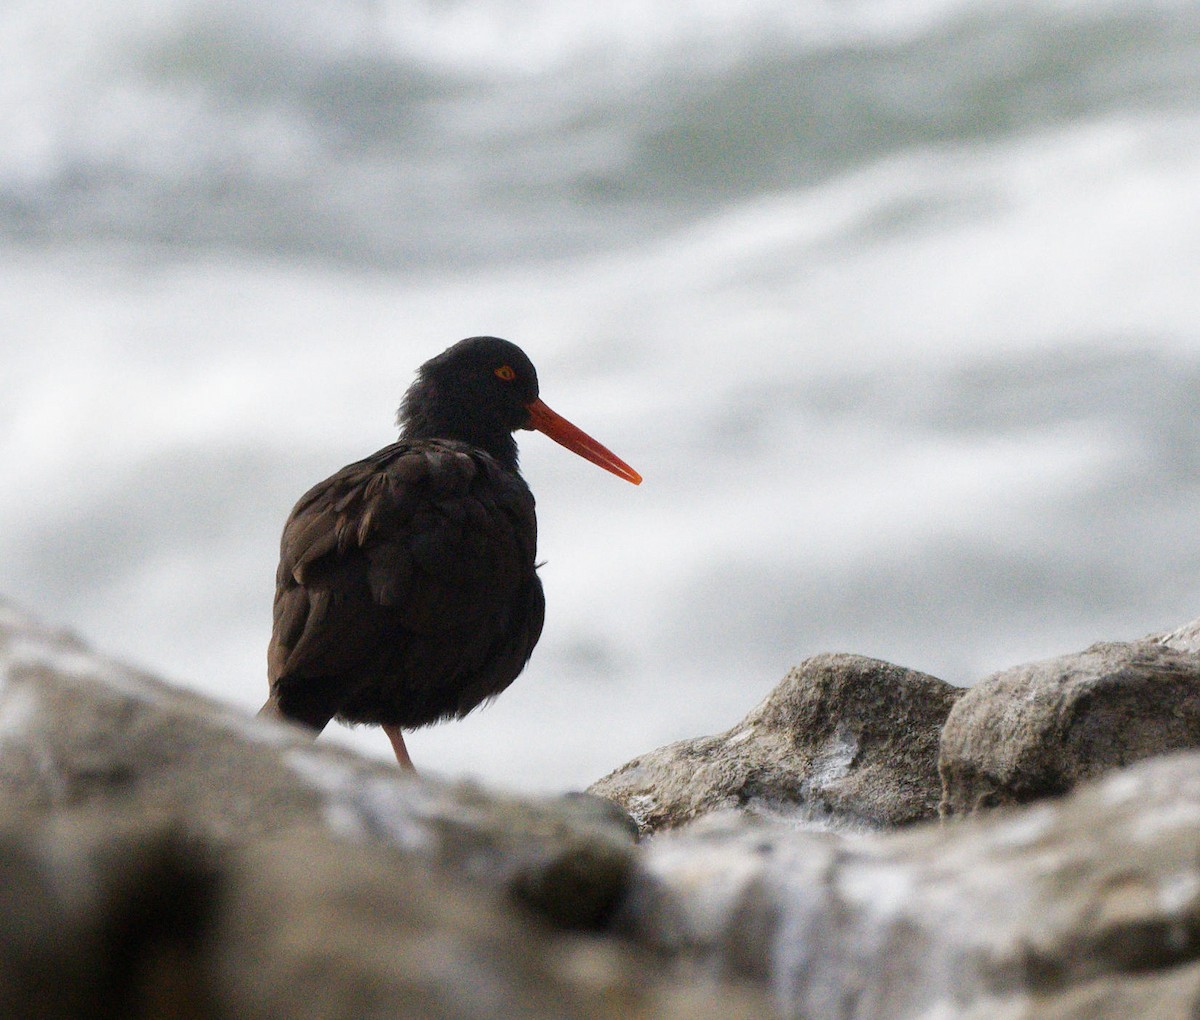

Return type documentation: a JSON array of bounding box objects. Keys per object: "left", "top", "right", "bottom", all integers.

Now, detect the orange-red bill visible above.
[{"left": 525, "top": 398, "right": 642, "bottom": 485}]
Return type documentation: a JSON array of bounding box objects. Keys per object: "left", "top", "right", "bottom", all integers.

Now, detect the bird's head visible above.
[{"left": 398, "top": 336, "right": 641, "bottom": 483}]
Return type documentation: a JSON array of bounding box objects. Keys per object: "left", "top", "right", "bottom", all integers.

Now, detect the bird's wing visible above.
[{"left": 268, "top": 440, "right": 536, "bottom": 684}]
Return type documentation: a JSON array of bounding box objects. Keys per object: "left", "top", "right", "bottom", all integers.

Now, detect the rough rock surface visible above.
[
  {"left": 617, "top": 751, "right": 1200, "bottom": 1020},
  {"left": 0, "top": 601, "right": 635, "bottom": 928},
  {"left": 0, "top": 806, "right": 773, "bottom": 1020},
  {"left": 1155, "top": 617, "right": 1200, "bottom": 654},
  {"left": 0, "top": 601, "right": 768, "bottom": 1019},
  {"left": 939, "top": 640, "right": 1200, "bottom": 817},
  {"left": 14, "top": 591, "right": 1200, "bottom": 1020},
  {"left": 0, "top": 810, "right": 219, "bottom": 1020},
  {"left": 589, "top": 653, "right": 963, "bottom": 835}
]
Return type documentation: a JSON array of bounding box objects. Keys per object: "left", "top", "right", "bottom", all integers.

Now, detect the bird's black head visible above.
[{"left": 397, "top": 336, "right": 540, "bottom": 469}]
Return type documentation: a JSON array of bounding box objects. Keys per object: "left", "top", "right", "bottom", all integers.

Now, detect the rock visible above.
[
  {"left": 0, "top": 600, "right": 634, "bottom": 930},
  {"left": 589, "top": 654, "right": 962, "bottom": 836},
  {"left": 0, "top": 809, "right": 219, "bottom": 1020},
  {"left": 0, "top": 806, "right": 770, "bottom": 1020},
  {"left": 1153, "top": 615, "right": 1200, "bottom": 654},
  {"left": 214, "top": 822, "right": 766, "bottom": 1020},
  {"left": 939, "top": 640, "right": 1200, "bottom": 817},
  {"left": 18, "top": 589, "right": 1200, "bottom": 1019},
  {"left": 0, "top": 601, "right": 770, "bottom": 1018},
  {"left": 616, "top": 751, "right": 1200, "bottom": 1020}
]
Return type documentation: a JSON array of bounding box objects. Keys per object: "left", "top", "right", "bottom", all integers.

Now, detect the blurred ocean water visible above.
[{"left": 3, "top": 0, "right": 1200, "bottom": 788}]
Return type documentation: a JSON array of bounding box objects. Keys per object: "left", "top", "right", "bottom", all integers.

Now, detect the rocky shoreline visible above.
[{"left": 4, "top": 598, "right": 1200, "bottom": 1018}]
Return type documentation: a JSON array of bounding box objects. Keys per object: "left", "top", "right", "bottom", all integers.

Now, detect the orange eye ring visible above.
[{"left": 494, "top": 365, "right": 516, "bottom": 381}]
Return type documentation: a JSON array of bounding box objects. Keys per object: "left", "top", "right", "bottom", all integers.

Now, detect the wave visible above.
[{"left": 2, "top": 0, "right": 1197, "bottom": 265}]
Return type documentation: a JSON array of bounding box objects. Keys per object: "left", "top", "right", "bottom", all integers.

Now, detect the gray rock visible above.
[
  {"left": 589, "top": 654, "right": 962, "bottom": 836},
  {"left": 213, "top": 820, "right": 767, "bottom": 1020},
  {"left": 20, "top": 590, "right": 1200, "bottom": 1020},
  {"left": 0, "top": 600, "right": 771, "bottom": 1019},
  {"left": 0, "top": 600, "right": 633, "bottom": 930},
  {"left": 0, "top": 809, "right": 218, "bottom": 1020},
  {"left": 0, "top": 805, "right": 771, "bottom": 1020},
  {"left": 939, "top": 640, "right": 1200, "bottom": 817},
  {"left": 617, "top": 751, "right": 1200, "bottom": 1020},
  {"left": 1152, "top": 615, "right": 1200, "bottom": 655}
]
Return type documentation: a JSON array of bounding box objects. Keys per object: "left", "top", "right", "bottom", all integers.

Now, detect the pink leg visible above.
[{"left": 383, "top": 724, "right": 416, "bottom": 772}]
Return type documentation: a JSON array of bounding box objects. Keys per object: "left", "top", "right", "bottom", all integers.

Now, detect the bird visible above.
[{"left": 259, "top": 336, "right": 641, "bottom": 770}]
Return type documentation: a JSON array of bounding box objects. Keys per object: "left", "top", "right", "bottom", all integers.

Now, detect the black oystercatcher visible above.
[{"left": 259, "top": 336, "right": 641, "bottom": 770}]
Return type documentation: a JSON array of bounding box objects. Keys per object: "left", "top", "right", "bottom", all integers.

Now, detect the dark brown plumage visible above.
[{"left": 260, "top": 336, "right": 640, "bottom": 769}]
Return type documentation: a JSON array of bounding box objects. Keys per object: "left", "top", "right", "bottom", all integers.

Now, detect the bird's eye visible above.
[{"left": 494, "top": 365, "right": 517, "bottom": 381}]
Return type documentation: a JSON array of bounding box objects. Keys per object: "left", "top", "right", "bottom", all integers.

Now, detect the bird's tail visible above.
[
  {"left": 257, "top": 693, "right": 285, "bottom": 720},
  {"left": 255, "top": 684, "right": 333, "bottom": 735}
]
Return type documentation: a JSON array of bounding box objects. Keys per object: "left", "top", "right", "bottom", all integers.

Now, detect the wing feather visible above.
[{"left": 268, "top": 440, "right": 537, "bottom": 700}]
